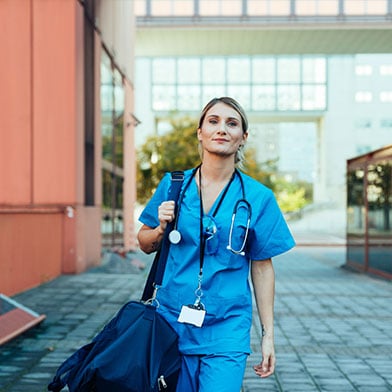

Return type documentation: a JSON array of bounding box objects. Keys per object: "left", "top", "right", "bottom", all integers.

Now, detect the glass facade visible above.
[
  {"left": 101, "top": 50, "right": 125, "bottom": 248},
  {"left": 346, "top": 146, "right": 392, "bottom": 278},
  {"left": 367, "top": 160, "right": 392, "bottom": 275},
  {"left": 135, "top": 0, "right": 390, "bottom": 17},
  {"left": 347, "top": 165, "right": 366, "bottom": 270},
  {"left": 150, "top": 56, "right": 327, "bottom": 112}
]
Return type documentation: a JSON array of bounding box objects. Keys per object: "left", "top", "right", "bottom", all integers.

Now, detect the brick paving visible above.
[{"left": 1, "top": 247, "right": 391, "bottom": 391}]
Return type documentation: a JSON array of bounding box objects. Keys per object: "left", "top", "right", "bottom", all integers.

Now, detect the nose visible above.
[{"left": 217, "top": 120, "right": 227, "bottom": 133}]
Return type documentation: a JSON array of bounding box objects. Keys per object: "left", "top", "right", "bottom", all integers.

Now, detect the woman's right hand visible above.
[
  {"left": 158, "top": 200, "right": 176, "bottom": 232},
  {"left": 137, "top": 200, "right": 176, "bottom": 254}
]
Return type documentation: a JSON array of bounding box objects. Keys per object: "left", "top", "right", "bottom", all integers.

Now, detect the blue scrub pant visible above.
[{"left": 175, "top": 352, "right": 248, "bottom": 392}]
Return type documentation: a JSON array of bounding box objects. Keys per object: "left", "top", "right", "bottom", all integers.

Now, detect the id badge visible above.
[{"left": 177, "top": 305, "right": 206, "bottom": 327}]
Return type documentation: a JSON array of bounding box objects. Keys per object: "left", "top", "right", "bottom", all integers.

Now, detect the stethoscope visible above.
[
  {"left": 226, "top": 197, "right": 252, "bottom": 256},
  {"left": 168, "top": 166, "right": 252, "bottom": 257}
]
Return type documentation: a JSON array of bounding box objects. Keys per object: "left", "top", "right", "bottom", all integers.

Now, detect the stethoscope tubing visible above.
[
  {"left": 169, "top": 167, "right": 252, "bottom": 256},
  {"left": 226, "top": 198, "right": 252, "bottom": 256}
]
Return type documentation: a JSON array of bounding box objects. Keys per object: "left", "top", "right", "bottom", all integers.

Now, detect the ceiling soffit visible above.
[{"left": 135, "top": 21, "right": 392, "bottom": 56}]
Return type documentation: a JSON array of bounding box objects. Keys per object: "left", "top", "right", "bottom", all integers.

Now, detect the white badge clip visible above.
[{"left": 177, "top": 304, "right": 206, "bottom": 327}]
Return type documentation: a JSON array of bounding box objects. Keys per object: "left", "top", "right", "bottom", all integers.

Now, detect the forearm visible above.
[
  {"left": 137, "top": 225, "right": 165, "bottom": 254},
  {"left": 251, "top": 259, "right": 275, "bottom": 339},
  {"left": 251, "top": 259, "right": 276, "bottom": 377}
]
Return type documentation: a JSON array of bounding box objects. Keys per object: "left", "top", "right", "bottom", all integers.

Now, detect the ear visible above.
[
  {"left": 197, "top": 128, "right": 202, "bottom": 141},
  {"left": 242, "top": 131, "right": 249, "bottom": 144}
]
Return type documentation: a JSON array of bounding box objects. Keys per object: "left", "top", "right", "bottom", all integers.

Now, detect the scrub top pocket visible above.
[{"left": 202, "top": 215, "right": 220, "bottom": 255}]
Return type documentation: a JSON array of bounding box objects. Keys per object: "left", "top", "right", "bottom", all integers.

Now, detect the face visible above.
[{"left": 197, "top": 102, "right": 248, "bottom": 161}]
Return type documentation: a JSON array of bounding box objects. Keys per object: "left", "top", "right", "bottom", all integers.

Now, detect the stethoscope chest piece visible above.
[{"left": 169, "top": 229, "right": 182, "bottom": 244}]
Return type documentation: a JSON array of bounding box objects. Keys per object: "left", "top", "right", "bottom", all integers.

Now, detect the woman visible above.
[{"left": 138, "top": 97, "right": 295, "bottom": 392}]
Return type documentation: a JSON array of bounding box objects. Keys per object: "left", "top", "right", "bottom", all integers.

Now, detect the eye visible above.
[
  {"left": 228, "top": 120, "right": 239, "bottom": 127},
  {"left": 208, "top": 118, "right": 218, "bottom": 124}
]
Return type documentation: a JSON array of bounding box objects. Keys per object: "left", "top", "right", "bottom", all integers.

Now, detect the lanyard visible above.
[{"left": 196, "top": 168, "right": 236, "bottom": 306}]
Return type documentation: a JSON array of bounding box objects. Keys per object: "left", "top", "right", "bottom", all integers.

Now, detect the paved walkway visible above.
[{"left": 1, "top": 247, "right": 391, "bottom": 392}]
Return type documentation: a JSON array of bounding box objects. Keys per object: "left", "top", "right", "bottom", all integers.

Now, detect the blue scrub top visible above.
[{"left": 139, "top": 169, "right": 295, "bottom": 355}]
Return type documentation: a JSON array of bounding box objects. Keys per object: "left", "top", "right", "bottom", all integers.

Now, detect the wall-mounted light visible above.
[{"left": 126, "top": 113, "right": 141, "bottom": 128}]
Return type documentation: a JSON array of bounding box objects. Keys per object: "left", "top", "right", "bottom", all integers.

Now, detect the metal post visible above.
[
  {"left": 242, "top": 0, "right": 247, "bottom": 17},
  {"left": 338, "top": 0, "right": 344, "bottom": 16},
  {"left": 290, "top": 0, "right": 296, "bottom": 17},
  {"left": 146, "top": 0, "right": 151, "bottom": 17},
  {"left": 194, "top": 0, "right": 199, "bottom": 17},
  {"left": 111, "top": 74, "right": 116, "bottom": 248}
]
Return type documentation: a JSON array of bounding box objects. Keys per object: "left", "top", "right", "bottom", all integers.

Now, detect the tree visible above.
[
  {"left": 136, "top": 115, "right": 313, "bottom": 213},
  {"left": 137, "top": 115, "right": 200, "bottom": 204}
]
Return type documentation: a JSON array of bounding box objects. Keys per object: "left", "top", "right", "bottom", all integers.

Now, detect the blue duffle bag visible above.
[
  {"left": 47, "top": 300, "right": 181, "bottom": 392},
  {"left": 48, "top": 172, "right": 184, "bottom": 392}
]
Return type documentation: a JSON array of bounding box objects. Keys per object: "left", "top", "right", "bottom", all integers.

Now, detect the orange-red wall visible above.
[
  {"left": 33, "top": 0, "right": 81, "bottom": 204},
  {"left": 0, "top": 0, "right": 32, "bottom": 204},
  {"left": 0, "top": 0, "right": 101, "bottom": 296},
  {"left": 0, "top": 213, "right": 62, "bottom": 295}
]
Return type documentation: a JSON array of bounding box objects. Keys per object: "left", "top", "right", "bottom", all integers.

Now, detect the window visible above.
[
  {"left": 227, "top": 58, "right": 251, "bottom": 83},
  {"left": 302, "top": 85, "right": 326, "bottom": 110},
  {"left": 302, "top": 58, "right": 326, "bottom": 83},
  {"left": 277, "top": 85, "right": 301, "bottom": 110},
  {"left": 380, "top": 65, "right": 392, "bottom": 75},
  {"left": 150, "top": 0, "right": 194, "bottom": 16},
  {"left": 380, "top": 91, "right": 392, "bottom": 103},
  {"left": 134, "top": 0, "right": 146, "bottom": 16},
  {"left": 149, "top": 55, "right": 327, "bottom": 112},
  {"left": 355, "top": 65, "right": 373, "bottom": 76},
  {"left": 364, "top": 0, "right": 387, "bottom": 15},
  {"left": 278, "top": 58, "right": 301, "bottom": 83},
  {"left": 152, "top": 59, "right": 176, "bottom": 84},
  {"left": 252, "top": 58, "right": 275, "bottom": 83},
  {"left": 355, "top": 119, "right": 372, "bottom": 129},
  {"left": 177, "top": 85, "right": 201, "bottom": 110},
  {"left": 202, "top": 58, "right": 226, "bottom": 84},
  {"left": 380, "top": 119, "right": 392, "bottom": 128},
  {"left": 296, "top": 0, "right": 339, "bottom": 15},
  {"left": 152, "top": 85, "right": 176, "bottom": 110},
  {"left": 178, "top": 58, "right": 200, "bottom": 84},
  {"left": 199, "top": 0, "right": 242, "bottom": 16},
  {"left": 247, "top": 0, "right": 291, "bottom": 16},
  {"left": 252, "top": 85, "right": 276, "bottom": 111},
  {"left": 355, "top": 91, "right": 373, "bottom": 103},
  {"left": 345, "top": 0, "right": 387, "bottom": 15},
  {"left": 202, "top": 85, "right": 226, "bottom": 104},
  {"left": 227, "top": 85, "right": 251, "bottom": 110},
  {"left": 100, "top": 51, "right": 125, "bottom": 247}
]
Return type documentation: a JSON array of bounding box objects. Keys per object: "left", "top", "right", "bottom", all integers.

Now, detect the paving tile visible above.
[{"left": 1, "top": 248, "right": 392, "bottom": 391}]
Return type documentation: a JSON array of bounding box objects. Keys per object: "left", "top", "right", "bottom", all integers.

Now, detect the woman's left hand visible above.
[{"left": 253, "top": 337, "right": 275, "bottom": 378}]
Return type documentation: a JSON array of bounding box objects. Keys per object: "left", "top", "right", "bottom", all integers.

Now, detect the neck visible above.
[{"left": 200, "top": 156, "right": 235, "bottom": 182}]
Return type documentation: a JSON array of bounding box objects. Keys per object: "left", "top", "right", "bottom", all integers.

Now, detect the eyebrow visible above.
[{"left": 207, "top": 114, "right": 240, "bottom": 122}]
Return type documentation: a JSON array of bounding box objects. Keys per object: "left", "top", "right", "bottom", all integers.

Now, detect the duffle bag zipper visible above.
[{"left": 158, "top": 375, "right": 167, "bottom": 390}]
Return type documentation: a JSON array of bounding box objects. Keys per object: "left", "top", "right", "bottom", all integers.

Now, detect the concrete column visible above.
[
  {"left": 123, "top": 80, "right": 137, "bottom": 251},
  {"left": 313, "top": 117, "right": 327, "bottom": 203}
]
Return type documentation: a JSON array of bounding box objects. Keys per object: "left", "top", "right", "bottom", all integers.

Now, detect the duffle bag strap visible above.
[
  {"left": 141, "top": 171, "right": 184, "bottom": 302},
  {"left": 47, "top": 342, "right": 94, "bottom": 391}
]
